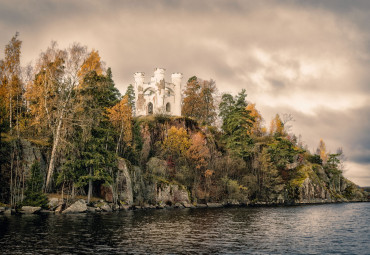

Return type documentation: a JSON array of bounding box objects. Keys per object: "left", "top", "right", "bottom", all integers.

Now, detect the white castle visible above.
[{"left": 134, "top": 68, "right": 183, "bottom": 116}]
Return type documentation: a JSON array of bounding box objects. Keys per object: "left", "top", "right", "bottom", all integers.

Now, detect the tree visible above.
[
  {"left": 1, "top": 32, "right": 23, "bottom": 134},
  {"left": 267, "top": 137, "right": 304, "bottom": 181},
  {"left": 219, "top": 93, "right": 235, "bottom": 122},
  {"left": 317, "top": 138, "right": 328, "bottom": 164},
  {"left": 270, "top": 114, "right": 285, "bottom": 137},
  {"left": 219, "top": 89, "right": 254, "bottom": 160},
  {"left": 77, "top": 50, "right": 103, "bottom": 83},
  {"left": 43, "top": 42, "right": 87, "bottom": 191},
  {"left": 107, "top": 95, "right": 133, "bottom": 155},
  {"left": 199, "top": 79, "right": 217, "bottom": 125},
  {"left": 246, "top": 103, "right": 263, "bottom": 136},
  {"left": 187, "top": 132, "right": 210, "bottom": 172},
  {"left": 61, "top": 70, "right": 119, "bottom": 202},
  {"left": 187, "top": 132, "right": 211, "bottom": 197},
  {"left": 161, "top": 126, "right": 191, "bottom": 166},
  {"left": 0, "top": 33, "right": 26, "bottom": 207},
  {"left": 124, "top": 84, "right": 135, "bottom": 113},
  {"left": 182, "top": 76, "right": 201, "bottom": 119},
  {"left": 182, "top": 76, "right": 217, "bottom": 125}
]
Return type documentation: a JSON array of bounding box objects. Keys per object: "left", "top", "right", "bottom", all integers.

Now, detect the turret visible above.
[
  {"left": 154, "top": 68, "right": 165, "bottom": 83},
  {"left": 134, "top": 72, "right": 145, "bottom": 116},
  {"left": 171, "top": 73, "right": 183, "bottom": 116},
  {"left": 134, "top": 72, "right": 145, "bottom": 87}
]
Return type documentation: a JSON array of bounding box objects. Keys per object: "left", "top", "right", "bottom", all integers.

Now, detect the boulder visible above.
[
  {"left": 100, "top": 203, "right": 112, "bottom": 212},
  {"left": 207, "top": 203, "right": 223, "bottom": 208},
  {"left": 4, "top": 208, "right": 12, "bottom": 215},
  {"left": 174, "top": 202, "right": 184, "bottom": 209},
  {"left": 48, "top": 198, "right": 60, "bottom": 210},
  {"left": 182, "top": 202, "right": 195, "bottom": 208},
  {"left": 55, "top": 204, "right": 64, "bottom": 213},
  {"left": 100, "top": 185, "right": 113, "bottom": 203},
  {"left": 62, "top": 199, "right": 87, "bottom": 214},
  {"left": 120, "top": 205, "right": 130, "bottom": 211},
  {"left": 155, "top": 183, "right": 190, "bottom": 205},
  {"left": 87, "top": 206, "right": 96, "bottom": 213},
  {"left": 40, "top": 209, "right": 54, "bottom": 214},
  {"left": 21, "top": 206, "right": 41, "bottom": 214},
  {"left": 0, "top": 207, "right": 5, "bottom": 213}
]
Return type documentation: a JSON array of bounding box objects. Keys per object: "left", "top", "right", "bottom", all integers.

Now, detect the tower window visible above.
[
  {"left": 148, "top": 102, "right": 153, "bottom": 115},
  {"left": 166, "top": 102, "right": 171, "bottom": 112}
]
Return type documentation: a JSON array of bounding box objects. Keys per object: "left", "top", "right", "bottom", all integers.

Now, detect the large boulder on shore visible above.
[
  {"left": 62, "top": 199, "right": 87, "bottom": 214},
  {"left": 21, "top": 206, "right": 41, "bottom": 214},
  {"left": 48, "top": 198, "right": 60, "bottom": 210}
]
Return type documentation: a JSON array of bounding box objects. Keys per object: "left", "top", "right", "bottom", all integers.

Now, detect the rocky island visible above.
[{"left": 0, "top": 35, "right": 368, "bottom": 216}]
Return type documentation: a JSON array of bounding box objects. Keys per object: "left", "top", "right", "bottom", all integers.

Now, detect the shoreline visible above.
[{"left": 1, "top": 199, "right": 369, "bottom": 216}]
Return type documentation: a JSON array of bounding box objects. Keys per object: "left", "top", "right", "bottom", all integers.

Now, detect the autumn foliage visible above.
[{"left": 1, "top": 33, "right": 360, "bottom": 207}]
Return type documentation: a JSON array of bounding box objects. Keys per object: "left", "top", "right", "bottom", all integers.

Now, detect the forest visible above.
[{"left": 0, "top": 33, "right": 368, "bottom": 211}]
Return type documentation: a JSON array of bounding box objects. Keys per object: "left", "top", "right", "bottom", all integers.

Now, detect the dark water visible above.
[{"left": 0, "top": 203, "right": 369, "bottom": 254}]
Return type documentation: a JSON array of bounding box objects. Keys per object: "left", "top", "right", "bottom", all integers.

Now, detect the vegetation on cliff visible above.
[{"left": 0, "top": 34, "right": 367, "bottom": 208}]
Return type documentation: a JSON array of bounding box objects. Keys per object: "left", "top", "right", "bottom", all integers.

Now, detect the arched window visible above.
[
  {"left": 148, "top": 102, "right": 153, "bottom": 115},
  {"left": 166, "top": 102, "right": 171, "bottom": 112}
]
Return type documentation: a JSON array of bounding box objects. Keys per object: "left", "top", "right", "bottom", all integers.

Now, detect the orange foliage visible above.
[
  {"left": 107, "top": 95, "right": 133, "bottom": 147},
  {"left": 246, "top": 103, "right": 263, "bottom": 136},
  {"left": 269, "top": 114, "right": 285, "bottom": 136},
  {"left": 78, "top": 50, "right": 103, "bottom": 83},
  {"left": 162, "top": 126, "right": 190, "bottom": 159},
  {"left": 187, "top": 132, "right": 210, "bottom": 171}
]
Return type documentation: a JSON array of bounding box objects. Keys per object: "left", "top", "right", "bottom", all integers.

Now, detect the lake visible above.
[{"left": 0, "top": 203, "right": 369, "bottom": 254}]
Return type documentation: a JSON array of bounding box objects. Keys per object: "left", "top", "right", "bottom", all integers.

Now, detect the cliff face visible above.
[
  {"left": 105, "top": 157, "right": 366, "bottom": 208},
  {"left": 1, "top": 117, "right": 367, "bottom": 207},
  {"left": 0, "top": 138, "right": 48, "bottom": 203},
  {"left": 110, "top": 116, "right": 368, "bottom": 206}
]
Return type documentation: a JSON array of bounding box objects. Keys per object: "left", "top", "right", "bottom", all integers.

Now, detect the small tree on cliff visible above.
[{"left": 161, "top": 126, "right": 190, "bottom": 172}]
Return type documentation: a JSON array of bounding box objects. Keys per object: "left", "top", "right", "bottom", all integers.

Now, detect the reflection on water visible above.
[{"left": 0, "top": 203, "right": 369, "bottom": 254}]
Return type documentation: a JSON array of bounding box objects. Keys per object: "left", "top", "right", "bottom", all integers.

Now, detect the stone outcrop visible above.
[
  {"left": 296, "top": 178, "right": 332, "bottom": 204},
  {"left": 155, "top": 182, "right": 190, "bottom": 206},
  {"left": 21, "top": 206, "right": 41, "bottom": 214},
  {"left": 48, "top": 198, "right": 60, "bottom": 210},
  {"left": 62, "top": 199, "right": 87, "bottom": 214}
]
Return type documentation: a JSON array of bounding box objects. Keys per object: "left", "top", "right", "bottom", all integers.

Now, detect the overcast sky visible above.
[{"left": 1, "top": 0, "right": 369, "bottom": 186}]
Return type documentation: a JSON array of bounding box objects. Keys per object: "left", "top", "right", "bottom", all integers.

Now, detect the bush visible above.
[
  {"left": 307, "top": 154, "right": 322, "bottom": 165},
  {"left": 21, "top": 161, "right": 48, "bottom": 208},
  {"left": 22, "top": 191, "right": 48, "bottom": 208}
]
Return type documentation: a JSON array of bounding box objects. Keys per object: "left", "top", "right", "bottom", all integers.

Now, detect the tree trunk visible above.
[
  {"left": 45, "top": 110, "right": 64, "bottom": 192},
  {"left": 87, "top": 168, "right": 92, "bottom": 204}
]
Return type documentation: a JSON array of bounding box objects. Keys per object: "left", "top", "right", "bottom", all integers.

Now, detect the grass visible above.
[{"left": 47, "top": 193, "right": 101, "bottom": 202}]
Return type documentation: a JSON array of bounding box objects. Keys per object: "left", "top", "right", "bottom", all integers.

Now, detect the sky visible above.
[{"left": 1, "top": 0, "right": 369, "bottom": 186}]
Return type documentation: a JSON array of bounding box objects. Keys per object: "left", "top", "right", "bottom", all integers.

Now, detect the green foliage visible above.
[
  {"left": 22, "top": 161, "right": 48, "bottom": 208},
  {"left": 220, "top": 89, "right": 254, "bottom": 160},
  {"left": 267, "top": 137, "right": 303, "bottom": 171},
  {"left": 125, "top": 84, "right": 135, "bottom": 112},
  {"left": 307, "top": 154, "right": 322, "bottom": 165}
]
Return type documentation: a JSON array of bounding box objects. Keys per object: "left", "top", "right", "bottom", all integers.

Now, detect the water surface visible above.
[{"left": 1, "top": 203, "right": 369, "bottom": 254}]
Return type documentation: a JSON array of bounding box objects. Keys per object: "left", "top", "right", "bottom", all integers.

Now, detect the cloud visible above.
[{"left": 0, "top": 0, "right": 369, "bottom": 185}]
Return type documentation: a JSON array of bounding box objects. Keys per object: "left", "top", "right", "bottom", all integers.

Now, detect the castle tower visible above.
[
  {"left": 171, "top": 73, "right": 183, "bottom": 116},
  {"left": 134, "top": 72, "right": 146, "bottom": 116},
  {"left": 133, "top": 68, "right": 182, "bottom": 117}
]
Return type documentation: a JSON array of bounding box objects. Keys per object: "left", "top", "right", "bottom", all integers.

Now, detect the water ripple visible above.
[{"left": 0, "top": 203, "right": 369, "bottom": 254}]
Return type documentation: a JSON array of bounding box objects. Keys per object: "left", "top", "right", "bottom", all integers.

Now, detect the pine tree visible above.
[
  {"left": 124, "top": 84, "right": 135, "bottom": 113},
  {"left": 219, "top": 89, "right": 254, "bottom": 160}
]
